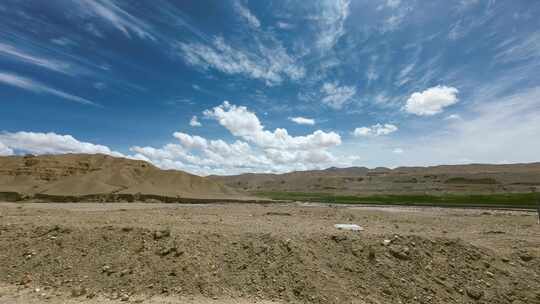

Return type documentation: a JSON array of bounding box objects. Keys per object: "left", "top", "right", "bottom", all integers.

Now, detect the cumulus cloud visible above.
[
  {"left": 0, "top": 71, "right": 97, "bottom": 106},
  {"left": 189, "top": 115, "right": 202, "bottom": 127},
  {"left": 131, "top": 101, "right": 347, "bottom": 175},
  {"left": 353, "top": 123, "right": 398, "bottom": 137},
  {"left": 405, "top": 85, "right": 459, "bottom": 116},
  {"left": 203, "top": 101, "right": 341, "bottom": 149},
  {"left": 320, "top": 82, "right": 356, "bottom": 109},
  {"left": 398, "top": 86, "right": 540, "bottom": 165},
  {"left": 178, "top": 37, "right": 304, "bottom": 86},
  {"left": 0, "top": 141, "right": 13, "bottom": 156},
  {"left": 289, "top": 117, "right": 315, "bottom": 125},
  {"left": 0, "top": 131, "right": 123, "bottom": 156}
]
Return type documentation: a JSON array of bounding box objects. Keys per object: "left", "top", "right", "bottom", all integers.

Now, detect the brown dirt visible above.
[{"left": 0, "top": 202, "right": 539, "bottom": 304}]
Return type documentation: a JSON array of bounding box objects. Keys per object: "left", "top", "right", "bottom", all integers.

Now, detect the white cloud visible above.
[
  {"left": 289, "top": 117, "right": 315, "bottom": 125},
  {"left": 400, "top": 86, "right": 540, "bottom": 165},
  {"left": 320, "top": 82, "right": 356, "bottom": 109},
  {"left": 392, "top": 148, "right": 404, "bottom": 154},
  {"left": 93, "top": 82, "right": 107, "bottom": 90},
  {"left": 276, "top": 21, "right": 294, "bottom": 29},
  {"left": 178, "top": 37, "right": 304, "bottom": 86},
  {"left": 203, "top": 101, "right": 341, "bottom": 149},
  {"left": 189, "top": 115, "right": 202, "bottom": 127},
  {"left": 386, "top": 0, "right": 401, "bottom": 8},
  {"left": 317, "top": 0, "right": 350, "bottom": 50},
  {"left": 494, "top": 31, "right": 540, "bottom": 64},
  {"left": 78, "top": 0, "right": 155, "bottom": 40},
  {"left": 396, "top": 63, "right": 415, "bottom": 86},
  {"left": 126, "top": 101, "right": 348, "bottom": 175},
  {"left": 0, "top": 43, "right": 72, "bottom": 75},
  {"left": 445, "top": 114, "right": 462, "bottom": 120},
  {"left": 382, "top": 14, "right": 405, "bottom": 32},
  {"left": 173, "top": 132, "right": 208, "bottom": 150},
  {"left": 0, "top": 71, "right": 97, "bottom": 106},
  {"left": 234, "top": 1, "right": 260, "bottom": 28},
  {"left": 0, "top": 131, "right": 123, "bottom": 156},
  {"left": 353, "top": 123, "right": 398, "bottom": 137},
  {"left": 405, "top": 85, "right": 459, "bottom": 116},
  {"left": 0, "top": 141, "right": 13, "bottom": 156}
]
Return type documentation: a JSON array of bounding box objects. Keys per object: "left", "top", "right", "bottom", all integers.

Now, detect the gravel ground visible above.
[{"left": 0, "top": 202, "right": 539, "bottom": 304}]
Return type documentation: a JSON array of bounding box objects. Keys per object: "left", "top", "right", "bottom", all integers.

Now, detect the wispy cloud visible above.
[
  {"left": 0, "top": 71, "right": 97, "bottom": 106},
  {"left": 234, "top": 1, "right": 260, "bottom": 28},
  {"left": 78, "top": 0, "right": 155, "bottom": 40},
  {"left": 316, "top": 0, "right": 350, "bottom": 51},
  {"left": 178, "top": 37, "right": 304, "bottom": 86},
  {"left": 0, "top": 42, "right": 72, "bottom": 74},
  {"left": 320, "top": 82, "right": 356, "bottom": 109},
  {"left": 494, "top": 31, "right": 540, "bottom": 64}
]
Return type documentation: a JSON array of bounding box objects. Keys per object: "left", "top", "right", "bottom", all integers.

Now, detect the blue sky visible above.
[{"left": 1, "top": 0, "right": 540, "bottom": 175}]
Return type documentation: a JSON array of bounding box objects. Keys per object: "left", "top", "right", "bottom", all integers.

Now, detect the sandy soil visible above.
[{"left": 0, "top": 202, "right": 539, "bottom": 304}]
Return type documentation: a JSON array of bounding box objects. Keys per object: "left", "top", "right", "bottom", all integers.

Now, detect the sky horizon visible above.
[{"left": 1, "top": 0, "right": 540, "bottom": 176}]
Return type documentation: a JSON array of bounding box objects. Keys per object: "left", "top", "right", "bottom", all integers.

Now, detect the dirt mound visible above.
[
  {"left": 0, "top": 224, "right": 538, "bottom": 304},
  {"left": 0, "top": 154, "right": 242, "bottom": 201}
]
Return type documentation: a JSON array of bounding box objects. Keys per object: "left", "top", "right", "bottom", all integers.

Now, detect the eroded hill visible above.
[{"left": 0, "top": 154, "right": 243, "bottom": 202}]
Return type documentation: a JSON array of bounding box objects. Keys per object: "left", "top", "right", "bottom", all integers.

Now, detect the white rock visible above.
[{"left": 334, "top": 224, "right": 364, "bottom": 231}]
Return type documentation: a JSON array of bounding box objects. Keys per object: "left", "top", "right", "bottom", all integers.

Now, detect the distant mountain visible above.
[{"left": 209, "top": 163, "right": 540, "bottom": 195}]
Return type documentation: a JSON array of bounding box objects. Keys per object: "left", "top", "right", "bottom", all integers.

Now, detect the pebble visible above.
[{"left": 466, "top": 287, "right": 484, "bottom": 300}]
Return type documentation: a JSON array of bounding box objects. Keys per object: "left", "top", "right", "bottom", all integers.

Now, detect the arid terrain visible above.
[
  {"left": 1, "top": 154, "right": 540, "bottom": 303},
  {"left": 0, "top": 202, "right": 539, "bottom": 304}
]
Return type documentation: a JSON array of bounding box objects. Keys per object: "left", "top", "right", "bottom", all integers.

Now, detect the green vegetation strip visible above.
[{"left": 253, "top": 191, "right": 540, "bottom": 209}]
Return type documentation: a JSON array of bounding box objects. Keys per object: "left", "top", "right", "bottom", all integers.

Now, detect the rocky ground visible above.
[{"left": 0, "top": 202, "right": 539, "bottom": 304}]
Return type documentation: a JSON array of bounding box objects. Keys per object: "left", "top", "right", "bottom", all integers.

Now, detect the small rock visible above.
[
  {"left": 389, "top": 245, "right": 410, "bottom": 260},
  {"left": 466, "top": 287, "right": 484, "bottom": 300},
  {"left": 368, "top": 247, "right": 376, "bottom": 260},
  {"left": 71, "top": 286, "right": 87, "bottom": 297},
  {"left": 382, "top": 239, "right": 392, "bottom": 246},
  {"left": 153, "top": 229, "right": 171, "bottom": 240},
  {"left": 519, "top": 253, "right": 533, "bottom": 262},
  {"left": 101, "top": 265, "right": 115, "bottom": 275},
  {"left": 120, "top": 293, "right": 130, "bottom": 301}
]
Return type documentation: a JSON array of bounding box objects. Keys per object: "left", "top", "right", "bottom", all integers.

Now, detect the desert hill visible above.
[
  {"left": 0, "top": 154, "right": 242, "bottom": 201},
  {"left": 209, "top": 163, "right": 540, "bottom": 195}
]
